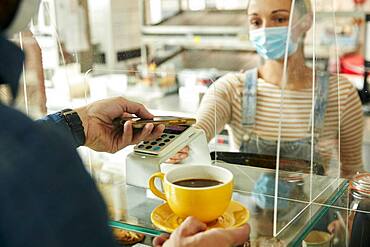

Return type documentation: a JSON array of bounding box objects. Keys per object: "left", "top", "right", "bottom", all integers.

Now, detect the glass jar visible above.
[
  {"left": 281, "top": 172, "right": 306, "bottom": 201},
  {"left": 349, "top": 173, "right": 370, "bottom": 209},
  {"left": 96, "top": 169, "right": 127, "bottom": 221},
  {"left": 348, "top": 173, "right": 370, "bottom": 246}
]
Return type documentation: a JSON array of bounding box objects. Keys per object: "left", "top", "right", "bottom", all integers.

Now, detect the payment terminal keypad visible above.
[{"left": 134, "top": 125, "right": 189, "bottom": 155}]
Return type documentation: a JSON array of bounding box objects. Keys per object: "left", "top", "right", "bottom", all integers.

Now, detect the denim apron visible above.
[{"left": 239, "top": 68, "right": 329, "bottom": 174}]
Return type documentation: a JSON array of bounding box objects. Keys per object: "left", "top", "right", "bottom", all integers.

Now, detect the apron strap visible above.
[
  {"left": 242, "top": 68, "right": 258, "bottom": 128},
  {"left": 313, "top": 71, "right": 330, "bottom": 135}
]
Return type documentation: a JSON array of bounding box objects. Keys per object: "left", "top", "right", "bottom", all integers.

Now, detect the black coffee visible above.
[{"left": 173, "top": 179, "right": 222, "bottom": 188}]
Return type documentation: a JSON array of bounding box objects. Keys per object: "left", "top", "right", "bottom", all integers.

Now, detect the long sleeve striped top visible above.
[{"left": 195, "top": 72, "right": 364, "bottom": 178}]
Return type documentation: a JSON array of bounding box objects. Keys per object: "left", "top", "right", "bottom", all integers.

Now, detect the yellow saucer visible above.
[{"left": 151, "top": 200, "right": 249, "bottom": 233}]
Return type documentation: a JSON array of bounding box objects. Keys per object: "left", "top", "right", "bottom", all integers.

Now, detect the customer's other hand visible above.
[
  {"left": 166, "top": 146, "right": 190, "bottom": 164},
  {"left": 153, "top": 216, "right": 250, "bottom": 247},
  {"left": 328, "top": 220, "right": 342, "bottom": 234},
  {"left": 75, "top": 97, "right": 164, "bottom": 153}
]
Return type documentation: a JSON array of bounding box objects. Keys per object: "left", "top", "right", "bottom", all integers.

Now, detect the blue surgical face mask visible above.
[{"left": 249, "top": 26, "right": 298, "bottom": 60}]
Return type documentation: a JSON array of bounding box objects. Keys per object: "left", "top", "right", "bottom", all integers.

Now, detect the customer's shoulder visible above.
[
  {"left": 0, "top": 103, "right": 35, "bottom": 135},
  {"left": 0, "top": 104, "right": 81, "bottom": 180},
  {"left": 0, "top": 104, "right": 74, "bottom": 154}
]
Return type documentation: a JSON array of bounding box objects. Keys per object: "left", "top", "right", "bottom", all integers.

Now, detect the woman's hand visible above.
[
  {"left": 166, "top": 146, "right": 190, "bottom": 164},
  {"left": 75, "top": 97, "right": 165, "bottom": 153}
]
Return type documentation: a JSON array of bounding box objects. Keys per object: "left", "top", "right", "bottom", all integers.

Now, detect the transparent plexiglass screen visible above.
[{"left": 11, "top": 0, "right": 370, "bottom": 245}]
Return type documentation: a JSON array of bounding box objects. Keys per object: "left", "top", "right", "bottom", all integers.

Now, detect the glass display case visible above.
[{"left": 103, "top": 163, "right": 348, "bottom": 246}]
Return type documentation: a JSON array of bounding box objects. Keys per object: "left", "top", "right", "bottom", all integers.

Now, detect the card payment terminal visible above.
[
  {"left": 134, "top": 125, "right": 193, "bottom": 156},
  {"left": 126, "top": 126, "right": 211, "bottom": 188}
]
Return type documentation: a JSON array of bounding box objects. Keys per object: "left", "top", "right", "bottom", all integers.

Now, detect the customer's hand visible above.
[
  {"left": 75, "top": 97, "right": 165, "bottom": 153},
  {"left": 166, "top": 146, "right": 190, "bottom": 164},
  {"left": 153, "top": 217, "right": 250, "bottom": 247},
  {"left": 328, "top": 220, "right": 342, "bottom": 234}
]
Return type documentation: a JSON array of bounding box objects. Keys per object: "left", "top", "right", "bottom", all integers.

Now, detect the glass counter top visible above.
[{"left": 103, "top": 163, "right": 348, "bottom": 246}]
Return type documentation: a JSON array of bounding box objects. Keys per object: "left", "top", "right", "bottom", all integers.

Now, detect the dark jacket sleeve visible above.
[
  {"left": 36, "top": 112, "right": 81, "bottom": 149},
  {"left": 0, "top": 105, "right": 118, "bottom": 247}
]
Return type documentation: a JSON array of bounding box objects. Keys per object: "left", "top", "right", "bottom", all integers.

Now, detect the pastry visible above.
[{"left": 112, "top": 228, "right": 145, "bottom": 245}]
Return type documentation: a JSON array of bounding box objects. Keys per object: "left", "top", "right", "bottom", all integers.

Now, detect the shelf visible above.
[
  {"left": 142, "top": 10, "right": 364, "bottom": 36},
  {"left": 142, "top": 10, "right": 247, "bottom": 35},
  {"left": 316, "top": 11, "right": 365, "bottom": 18},
  {"left": 159, "top": 49, "right": 260, "bottom": 72},
  {"left": 140, "top": 8, "right": 363, "bottom": 62},
  {"left": 142, "top": 34, "right": 254, "bottom": 51},
  {"left": 304, "top": 44, "right": 357, "bottom": 59},
  {"left": 143, "top": 36, "right": 355, "bottom": 58}
]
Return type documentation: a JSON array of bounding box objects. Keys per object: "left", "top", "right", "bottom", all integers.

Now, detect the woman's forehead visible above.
[{"left": 248, "top": 0, "right": 292, "bottom": 15}]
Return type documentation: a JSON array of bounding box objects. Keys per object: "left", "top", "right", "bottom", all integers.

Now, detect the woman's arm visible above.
[
  {"left": 339, "top": 79, "right": 364, "bottom": 178},
  {"left": 195, "top": 73, "right": 237, "bottom": 142},
  {"left": 166, "top": 74, "right": 238, "bottom": 164}
]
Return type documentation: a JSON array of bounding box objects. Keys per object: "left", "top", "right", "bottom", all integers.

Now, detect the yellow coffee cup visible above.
[{"left": 149, "top": 165, "right": 233, "bottom": 223}]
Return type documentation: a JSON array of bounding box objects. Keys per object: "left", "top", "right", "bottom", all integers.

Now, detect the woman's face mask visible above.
[
  {"left": 249, "top": 16, "right": 307, "bottom": 60},
  {"left": 249, "top": 26, "right": 298, "bottom": 60}
]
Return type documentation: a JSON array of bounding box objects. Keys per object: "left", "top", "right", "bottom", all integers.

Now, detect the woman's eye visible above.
[
  {"left": 249, "top": 19, "right": 261, "bottom": 27},
  {"left": 274, "top": 17, "right": 288, "bottom": 23}
]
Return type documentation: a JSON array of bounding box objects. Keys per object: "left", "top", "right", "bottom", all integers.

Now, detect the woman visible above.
[{"left": 170, "top": 0, "right": 363, "bottom": 178}]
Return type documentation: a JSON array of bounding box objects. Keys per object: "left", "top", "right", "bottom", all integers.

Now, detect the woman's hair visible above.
[
  {"left": 246, "top": 0, "right": 312, "bottom": 54},
  {"left": 247, "top": 0, "right": 312, "bottom": 17},
  {"left": 295, "top": 0, "right": 312, "bottom": 17}
]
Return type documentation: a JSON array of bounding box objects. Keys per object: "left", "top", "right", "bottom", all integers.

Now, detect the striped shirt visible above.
[{"left": 195, "top": 72, "right": 364, "bottom": 178}]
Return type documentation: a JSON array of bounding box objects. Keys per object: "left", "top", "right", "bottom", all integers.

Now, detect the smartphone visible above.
[{"left": 113, "top": 116, "right": 196, "bottom": 129}]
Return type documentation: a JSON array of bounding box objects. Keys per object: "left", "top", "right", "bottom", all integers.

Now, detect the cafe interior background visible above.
[{"left": 5, "top": 0, "right": 370, "bottom": 246}]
